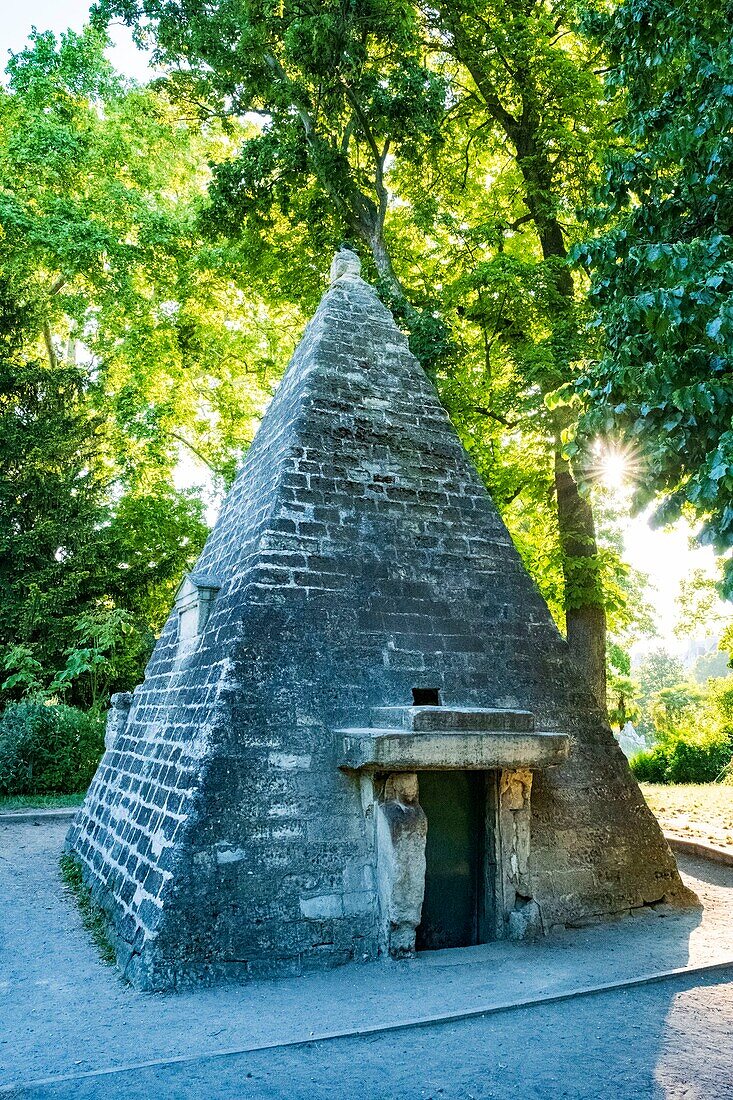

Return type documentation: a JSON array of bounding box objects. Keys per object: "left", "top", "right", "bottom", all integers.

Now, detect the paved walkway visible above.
[{"left": 2, "top": 821, "right": 733, "bottom": 1095}]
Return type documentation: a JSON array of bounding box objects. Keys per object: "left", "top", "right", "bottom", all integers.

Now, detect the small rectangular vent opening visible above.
[{"left": 412, "top": 687, "right": 441, "bottom": 707}]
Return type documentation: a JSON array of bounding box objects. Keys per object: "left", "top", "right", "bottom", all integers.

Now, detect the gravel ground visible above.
[
  {"left": 7, "top": 971, "right": 733, "bottom": 1099},
  {"left": 2, "top": 820, "right": 732, "bottom": 1097}
]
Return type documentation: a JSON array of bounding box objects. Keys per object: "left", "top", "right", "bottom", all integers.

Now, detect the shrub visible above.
[
  {"left": 630, "top": 745, "right": 668, "bottom": 784},
  {"left": 0, "top": 700, "right": 104, "bottom": 795},
  {"left": 664, "top": 737, "right": 732, "bottom": 784},
  {"left": 630, "top": 734, "right": 733, "bottom": 785}
]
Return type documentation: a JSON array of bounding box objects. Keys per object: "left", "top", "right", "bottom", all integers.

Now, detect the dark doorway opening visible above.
[{"left": 416, "top": 771, "right": 497, "bottom": 950}]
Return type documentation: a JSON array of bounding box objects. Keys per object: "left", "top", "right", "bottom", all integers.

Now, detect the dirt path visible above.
[
  {"left": 2, "top": 821, "right": 732, "bottom": 1095},
  {"left": 9, "top": 969, "right": 733, "bottom": 1099}
]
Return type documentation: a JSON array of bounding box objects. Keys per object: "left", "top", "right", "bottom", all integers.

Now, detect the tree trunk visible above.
[
  {"left": 362, "top": 220, "right": 421, "bottom": 329},
  {"left": 555, "top": 444, "right": 607, "bottom": 706},
  {"left": 434, "top": 6, "right": 609, "bottom": 710},
  {"left": 43, "top": 321, "right": 57, "bottom": 370},
  {"left": 368, "top": 229, "right": 404, "bottom": 300},
  {"left": 518, "top": 152, "right": 609, "bottom": 709}
]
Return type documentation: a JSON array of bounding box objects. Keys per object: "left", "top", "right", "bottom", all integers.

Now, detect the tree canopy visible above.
[
  {"left": 0, "top": 26, "right": 291, "bottom": 706},
  {"left": 0, "top": 1, "right": 731, "bottom": 717},
  {"left": 94, "top": 0, "right": 638, "bottom": 704},
  {"left": 574, "top": 0, "right": 733, "bottom": 595}
]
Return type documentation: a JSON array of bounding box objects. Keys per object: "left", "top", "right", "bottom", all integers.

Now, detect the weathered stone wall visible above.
[{"left": 67, "top": 260, "right": 691, "bottom": 989}]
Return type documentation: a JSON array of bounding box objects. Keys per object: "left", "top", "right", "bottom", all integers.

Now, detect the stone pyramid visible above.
[{"left": 66, "top": 250, "right": 692, "bottom": 990}]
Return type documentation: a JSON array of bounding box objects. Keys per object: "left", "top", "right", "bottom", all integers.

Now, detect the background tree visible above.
[
  {"left": 98, "top": 0, "right": 623, "bottom": 704},
  {"left": 574, "top": 0, "right": 733, "bottom": 596},
  {"left": 0, "top": 27, "right": 289, "bottom": 704},
  {"left": 403, "top": 0, "right": 613, "bottom": 702},
  {"left": 630, "top": 672, "right": 733, "bottom": 784},
  {"left": 671, "top": 566, "right": 733, "bottom": 681},
  {"left": 636, "top": 648, "right": 686, "bottom": 705},
  {"left": 96, "top": 0, "right": 449, "bottom": 366}
]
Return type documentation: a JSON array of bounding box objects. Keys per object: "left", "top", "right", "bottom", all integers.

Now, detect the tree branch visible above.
[
  {"left": 502, "top": 479, "right": 531, "bottom": 506},
  {"left": 471, "top": 404, "right": 518, "bottom": 428},
  {"left": 439, "top": 18, "right": 521, "bottom": 143},
  {"left": 43, "top": 322, "right": 57, "bottom": 369},
  {"left": 509, "top": 212, "right": 535, "bottom": 231},
  {"left": 338, "top": 80, "right": 389, "bottom": 221},
  {"left": 163, "top": 428, "right": 223, "bottom": 475},
  {"left": 263, "top": 51, "right": 315, "bottom": 139}
]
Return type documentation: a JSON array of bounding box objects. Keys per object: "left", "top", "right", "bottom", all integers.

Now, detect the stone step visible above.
[{"left": 370, "top": 706, "right": 535, "bottom": 733}]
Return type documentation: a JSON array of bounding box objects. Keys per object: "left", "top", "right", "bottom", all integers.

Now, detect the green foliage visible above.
[
  {"left": 97, "top": 0, "right": 447, "bottom": 361},
  {"left": 648, "top": 682, "right": 703, "bottom": 738},
  {"left": 1, "top": 646, "right": 45, "bottom": 696},
  {"left": 664, "top": 737, "right": 732, "bottom": 784},
  {"left": 0, "top": 28, "right": 291, "bottom": 705},
  {"left": 636, "top": 648, "right": 686, "bottom": 703},
  {"left": 607, "top": 674, "right": 638, "bottom": 730},
  {"left": 404, "top": 0, "right": 628, "bottom": 680},
  {"left": 631, "top": 737, "right": 732, "bottom": 785},
  {"left": 629, "top": 745, "right": 668, "bottom": 784},
  {"left": 0, "top": 26, "right": 282, "bottom": 481},
  {"left": 0, "top": 701, "right": 105, "bottom": 795},
  {"left": 631, "top": 673, "right": 733, "bottom": 783},
  {"left": 717, "top": 623, "right": 733, "bottom": 670},
  {"left": 93, "top": 0, "right": 643, "bottom": 692},
  {"left": 0, "top": 792, "right": 85, "bottom": 810},
  {"left": 59, "top": 851, "right": 116, "bottom": 964},
  {"left": 0, "top": 325, "right": 204, "bottom": 705},
  {"left": 674, "top": 567, "right": 730, "bottom": 640},
  {"left": 692, "top": 648, "right": 731, "bottom": 683},
  {"left": 3, "top": 3, "right": 728, "bottom": 725},
  {"left": 576, "top": 0, "right": 733, "bottom": 595},
  {"left": 49, "top": 609, "right": 150, "bottom": 709}
]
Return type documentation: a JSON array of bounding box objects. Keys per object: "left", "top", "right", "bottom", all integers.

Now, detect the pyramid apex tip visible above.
[{"left": 329, "top": 248, "right": 362, "bottom": 284}]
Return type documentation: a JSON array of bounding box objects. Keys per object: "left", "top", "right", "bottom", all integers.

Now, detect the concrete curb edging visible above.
[
  {"left": 665, "top": 833, "right": 733, "bottom": 867},
  {"left": 3, "top": 958, "right": 733, "bottom": 1094},
  {"left": 0, "top": 808, "right": 78, "bottom": 826}
]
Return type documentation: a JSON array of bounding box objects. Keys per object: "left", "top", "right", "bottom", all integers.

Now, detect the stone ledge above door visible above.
[{"left": 337, "top": 707, "right": 570, "bottom": 772}]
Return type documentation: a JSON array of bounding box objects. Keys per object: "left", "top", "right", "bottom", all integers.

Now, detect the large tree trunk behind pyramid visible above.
[
  {"left": 554, "top": 446, "right": 607, "bottom": 707},
  {"left": 66, "top": 252, "right": 695, "bottom": 990}
]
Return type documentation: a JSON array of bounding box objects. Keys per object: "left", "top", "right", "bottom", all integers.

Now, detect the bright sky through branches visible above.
[
  {"left": 0, "top": 0, "right": 154, "bottom": 82},
  {"left": 593, "top": 441, "right": 643, "bottom": 493}
]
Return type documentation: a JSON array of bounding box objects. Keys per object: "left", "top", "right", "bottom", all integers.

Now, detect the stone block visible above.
[{"left": 299, "top": 894, "right": 343, "bottom": 920}]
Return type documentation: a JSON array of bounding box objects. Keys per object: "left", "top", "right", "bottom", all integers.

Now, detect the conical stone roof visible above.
[{"left": 67, "top": 252, "right": 692, "bottom": 989}]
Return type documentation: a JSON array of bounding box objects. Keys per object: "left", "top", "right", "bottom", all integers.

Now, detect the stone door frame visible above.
[{"left": 370, "top": 766, "right": 541, "bottom": 958}]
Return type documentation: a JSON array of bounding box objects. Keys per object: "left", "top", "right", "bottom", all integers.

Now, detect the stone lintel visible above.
[
  {"left": 370, "top": 706, "right": 536, "bottom": 733},
  {"left": 338, "top": 729, "right": 569, "bottom": 772}
]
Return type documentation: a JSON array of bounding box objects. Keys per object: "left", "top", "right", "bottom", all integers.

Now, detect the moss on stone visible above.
[{"left": 59, "top": 851, "right": 116, "bottom": 965}]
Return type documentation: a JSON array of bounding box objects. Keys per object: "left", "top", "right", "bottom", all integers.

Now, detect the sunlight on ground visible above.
[{"left": 641, "top": 783, "right": 733, "bottom": 848}]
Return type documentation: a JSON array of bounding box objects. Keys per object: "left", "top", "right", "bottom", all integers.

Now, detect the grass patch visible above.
[
  {"left": 59, "top": 851, "right": 116, "bottom": 965},
  {"left": 0, "top": 792, "right": 86, "bottom": 811},
  {"left": 641, "top": 782, "right": 733, "bottom": 849}
]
